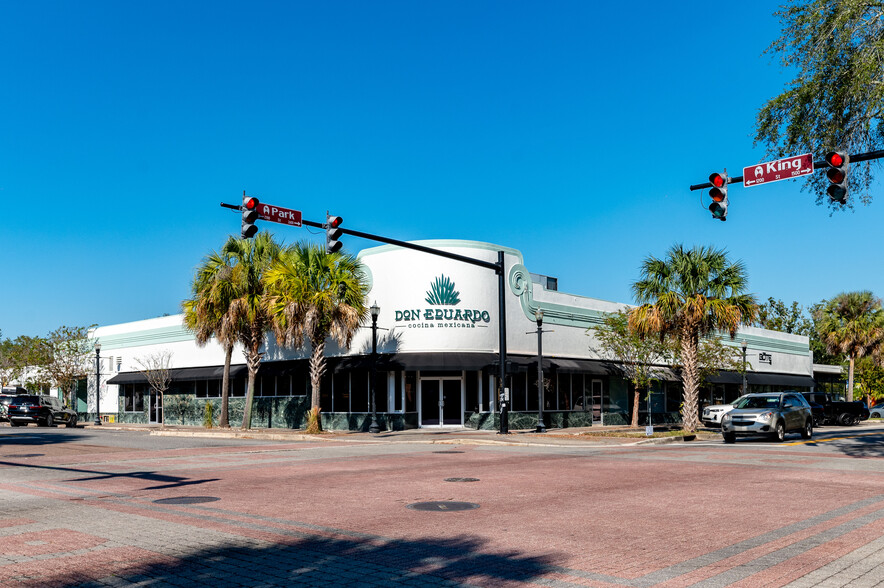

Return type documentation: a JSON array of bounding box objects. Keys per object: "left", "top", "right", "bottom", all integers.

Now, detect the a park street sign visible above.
[
  {"left": 743, "top": 153, "right": 813, "bottom": 187},
  {"left": 258, "top": 203, "right": 302, "bottom": 227}
]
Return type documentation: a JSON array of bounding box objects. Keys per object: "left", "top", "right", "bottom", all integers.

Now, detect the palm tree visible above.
[
  {"left": 224, "top": 232, "right": 283, "bottom": 429},
  {"left": 264, "top": 242, "right": 369, "bottom": 434},
  {"left": 628, "top": 244, "right": 757, "bottom": 432},
  {"left": 182, "top": 250, "right": 239, "bottom": 428},
  {"left": 815, "top": 291, "right": 884, "bottom": 401}
]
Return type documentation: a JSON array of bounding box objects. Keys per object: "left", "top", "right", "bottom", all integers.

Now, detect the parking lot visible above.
[{"left": 1, "top": 423, "right": 883, "bottom": 587}]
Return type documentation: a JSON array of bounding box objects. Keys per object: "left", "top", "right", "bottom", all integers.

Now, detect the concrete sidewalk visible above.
[{"left": 80, "top": 421, "right": 716, "bottom": 447}]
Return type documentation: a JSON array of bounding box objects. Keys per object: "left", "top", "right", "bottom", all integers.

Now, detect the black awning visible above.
[
  {"left": 108, "top": 364, "right": 250, "bottom": 385},
  {"left": 548, "top": 358, "right": 624, "bottom": 375},
  {"left": 747, "top": 373, "right": 816, "bottom": 387},
  {"left": 706, "top": 371, "right": 743, "bottom": 385},
  {"left": 107, "top": 371, "right": 147, "bottom": 385},
  {"left": 393, "top": 352, "right": 498, "bottom": 371}
]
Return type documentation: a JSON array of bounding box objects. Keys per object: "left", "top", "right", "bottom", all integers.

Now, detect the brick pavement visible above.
[{"left": 1, "top": 430, "right": 883, "bottom": 587}]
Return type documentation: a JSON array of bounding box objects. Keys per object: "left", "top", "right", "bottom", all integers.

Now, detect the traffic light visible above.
[
  {"left": 825, "top": 151, "right": 849, "bottom": 204},
  {"left": 241, "top": 194, "right": 260, "bottom": 239},
  {"left": 708, "top": 171, "right": 729, "bottom": 221},
  {"left": 326, "top": 214, "right": 343, "bottom": 253}
]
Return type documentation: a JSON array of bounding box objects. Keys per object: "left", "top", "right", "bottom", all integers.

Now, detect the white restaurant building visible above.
[{"left": 76, "top": 241, "right": 816, "bottom": 430}]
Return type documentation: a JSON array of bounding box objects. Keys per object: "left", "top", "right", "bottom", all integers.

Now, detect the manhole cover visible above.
[
  {"left": 3, "top": 453, "right": 44, "bottom": 458},
  {"left": 407, "top": 501, "right": 480, "bottom": 512},
  {"left": 444, "top": 477, "right": 480, "bottom": 482},
  {"left": 153, "top": 496, "right": 220, "bottom": 505},
  {"left": 432, "top": 450, "right": 464, "bottom": 454}
]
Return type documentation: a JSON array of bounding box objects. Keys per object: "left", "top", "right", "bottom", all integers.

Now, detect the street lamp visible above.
[
  {"left": 94, "top": 342, "right": 102, "bottom": 426},
  {"left": 534, "top": 309, "right": 546, "bottom": 433},
  {"left": 740, "top": 340, "right": 748, "bottom": 397},
  {"left": 369, "top": 302, "right": 381, "bottom": 434}
]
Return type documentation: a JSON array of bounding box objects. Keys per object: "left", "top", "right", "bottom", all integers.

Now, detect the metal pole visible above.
[
  {"left": 369, "top": 310, "right": 380, "bottom": 434},
  {"left": 741, "top": 341, "right": 748, "bottom": 397},
  {"left": 94, "top": 343, "right": 102, "bottom": 426},
  {"left": 498, "top": 251, "right": 509, "bottom": 435},
  {"left": 536, "top": 313, "right": 546, "bottom": 433}
]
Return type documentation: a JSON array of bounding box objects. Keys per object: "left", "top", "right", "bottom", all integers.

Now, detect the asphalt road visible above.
[{"left": 1, "top": 424, "right": 883, "bottom": 587}]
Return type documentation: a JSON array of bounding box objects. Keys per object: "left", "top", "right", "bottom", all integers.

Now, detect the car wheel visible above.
[
  {"left": 801, "top": 419, "right": 813, "bottom": 440},
  {"left": 68, "top": 415, "right": 78, "bottom": 428},
  {"left": 723, "top": 432, "right": 736, "bottom": 444},
  {"left": 45, "top": 413, "right": 54, "bottom": 427},
  {"left": 772, "top": 421, "right": 786, "bottom": 442},
  {"left": 839, "top": 413, "right": 856, "bottom": 426}
]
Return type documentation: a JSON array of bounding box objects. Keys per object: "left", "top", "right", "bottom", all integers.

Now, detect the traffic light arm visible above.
[
  {"left": 689, "top": 148, "right": 884, "bottom": 191},
  {"left": 302, "top": 218, "right": 500, "bottom": 272}
]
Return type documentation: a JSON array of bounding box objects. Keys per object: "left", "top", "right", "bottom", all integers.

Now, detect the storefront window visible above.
[
  {"left": 333, "top": 371, "right": 350, "bottom": 412},
  {"left": 394, "top": 371, "right": 403, "bottom": 412},
  {"left": 351, "top": 371, "right": 368, "bottom": 412},
  {"left": 511, "top": 372, "right": 527, "bottom": 411},
  {"left": 465, "top": 371, "right": 479, "bottom": 413},
  {"left": 375, "top": 372, "right": 388, "bottom": 412},
  {"left": 404, "top": 372, "right": 416, "bottom": 412}
]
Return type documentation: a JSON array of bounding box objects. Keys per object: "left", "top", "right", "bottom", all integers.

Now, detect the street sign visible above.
[
  {"left": 257, "top": 203, "right": 302, "bottom": 227},
  {"left": 743, "top": 153, "right": 813, "bottom": 187}
]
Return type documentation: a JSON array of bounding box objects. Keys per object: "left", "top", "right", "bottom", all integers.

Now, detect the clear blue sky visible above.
[{"left": 3, "top": 0, "right": 882, "bottom": 339}]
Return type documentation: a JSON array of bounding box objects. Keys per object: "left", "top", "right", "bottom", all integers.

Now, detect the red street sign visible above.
[
  {"left": 257, "top": 203, "right": 302, "bottom": 227},
  {"left": 743, "top": 153, "right": 813, "bottom": 187}
]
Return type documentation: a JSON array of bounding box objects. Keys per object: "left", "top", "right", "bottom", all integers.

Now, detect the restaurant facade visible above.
[{"left": 79, "top": 241, "right": 815, "bottom": 430}]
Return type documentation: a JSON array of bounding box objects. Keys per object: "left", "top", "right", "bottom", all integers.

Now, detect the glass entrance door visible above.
[
  {"left": 591, "top": 379, "right": 603, "bottom": 424},
  {"left": 149, "top": 389, "right": 163, "bottom": 424},
  {"left": 419, "top": 378, "right": 462, "bottom": 427}
]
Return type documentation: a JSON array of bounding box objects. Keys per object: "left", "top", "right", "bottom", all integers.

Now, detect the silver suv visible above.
[{"left": 721, "top": 392, "right": 813, "bottom": 443}]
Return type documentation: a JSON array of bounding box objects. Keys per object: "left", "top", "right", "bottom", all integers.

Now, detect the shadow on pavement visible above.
[
  {"left": 0, "top": 430, "right": 89, "bottom": 449},
  {"left": 0, "top": 460, "right": 219, "bottom": 492},
  {"left": 66, "top": 532, "right": 560, "bottom": 587}
]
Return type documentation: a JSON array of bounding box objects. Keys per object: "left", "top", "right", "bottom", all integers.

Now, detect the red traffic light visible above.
[
  {"left": 328, "top": 216, "right": 343, "bottom": 228},
  {"left": 244, "top": 197, "right": 259, "bottom": 210},
  {"left": 709, "top": 172, "right": 727, "bottom": 188},
  {"left": 825, "top": 152, "right": 845, "bottom": 167}
]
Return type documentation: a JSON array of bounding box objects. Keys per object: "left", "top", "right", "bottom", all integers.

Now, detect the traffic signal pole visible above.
[{"left": 219, "top": 203, "right": 511, "bottom": 434}]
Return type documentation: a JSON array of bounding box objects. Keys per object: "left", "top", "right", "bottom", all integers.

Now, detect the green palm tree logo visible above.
[{"left": 425, "top": 275, "right": 461, "bottom": 306}]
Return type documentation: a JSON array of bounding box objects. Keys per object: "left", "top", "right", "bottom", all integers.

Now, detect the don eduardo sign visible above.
[{"left": 394, "top": 275, "right": 491, "bottom": 329}]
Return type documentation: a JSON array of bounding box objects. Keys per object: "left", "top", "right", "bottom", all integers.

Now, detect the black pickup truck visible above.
[{"left": 800, "top": 392, "right": 869, "bottom": 426}]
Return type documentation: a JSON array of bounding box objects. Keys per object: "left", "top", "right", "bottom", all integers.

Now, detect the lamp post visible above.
[
  {"left": 94, "top": 342, "right": 102, "bottom": 426},
  {"left": 534, "top": 309, "right": 546, "bottom": 433},
  {"left": 369, "top": 302, "right": 381, "bottom": 434},
  {"left": 740, "top": 340, "right": 748, "bottom": 397}
]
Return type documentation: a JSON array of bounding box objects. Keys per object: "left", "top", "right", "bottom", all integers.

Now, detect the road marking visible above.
[{"left": 784, "top": 431, "right": 883, "bottom": 446}]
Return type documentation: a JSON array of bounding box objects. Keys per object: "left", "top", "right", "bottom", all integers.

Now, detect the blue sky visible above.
[{"left": 3, "top": 1, "right": 882, "bottom": 339}]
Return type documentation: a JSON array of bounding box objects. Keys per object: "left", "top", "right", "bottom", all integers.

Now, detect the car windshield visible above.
[
  {"left": 734, "top": 395, "right": 780, "bottom": 409},
  {"left": 11, "top": 395, "right": 40, "bottom": 404}
]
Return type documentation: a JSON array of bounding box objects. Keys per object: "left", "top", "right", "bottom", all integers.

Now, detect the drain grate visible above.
[
  {"left": 444, "top": 477, "right": 480, "bottom": 483},
  {"left": 153, "top": 496, "right": 220, "bottom": 505},
  {"left": 432, "top": 450, "right": 464, "bottom": 454},
  {"left": 3, "top": 453, "right": 44, "bottom": 458},
  {"left": 407, "top": 501, "right": 479, "bottom": 511}
]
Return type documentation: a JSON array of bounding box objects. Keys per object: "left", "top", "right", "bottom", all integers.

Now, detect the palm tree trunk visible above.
[
  {"left": 307, "top": 338, "right": 326, "bottom": 433},
  {"left": 848, "top": 355, "right": 855, "bottom": 402},
  {"left": 220, "top": 344, "right": 232, "bottom": 428},
  {"left": 631, "top": 385, "right": 641, "bottom": 427},
  {"left": 241, "top": 338, "right": 261, "bottom": 430},
  {"left": 680, "top": 326, "right": 701, "bottom": 433}
]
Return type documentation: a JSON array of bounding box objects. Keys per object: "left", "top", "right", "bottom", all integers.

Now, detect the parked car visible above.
[
  {"left": 0, "top": 394, "right": 15, "bottom": 422},
  {"left": 870, "top": 406, "right": 884, "bottom": 419},
  {"left": 7, "top": 395, "right": 78, "bottom": 428},
  {"left": 702, "top": 396, "right": 748, "bottom": 427},
  {"left": 721, "top": 392, "right": 813, "bottom": 443},
  {"left": 798, "top": 392, "right": 869, "bottom": 426}
]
